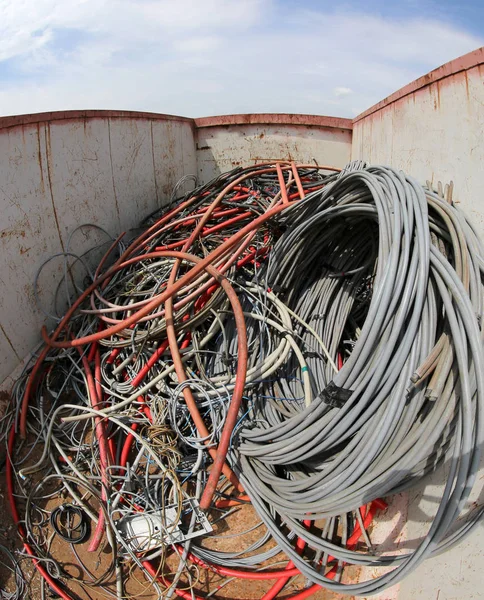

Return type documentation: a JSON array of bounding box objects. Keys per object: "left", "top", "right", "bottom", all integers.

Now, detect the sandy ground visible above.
[{"left": 0, "top": 390, "right": 349, "bottom": 600}]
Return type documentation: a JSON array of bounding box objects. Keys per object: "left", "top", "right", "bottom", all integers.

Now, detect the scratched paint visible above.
[
  {"left": 152, "top": 120, "right": 197, "bottom": 205},
  {"left": 0, "top": 123, "right": 61, "bottom": 379},
  {"left": 196, "top": 123, "right": 352, "bottom": 183}
]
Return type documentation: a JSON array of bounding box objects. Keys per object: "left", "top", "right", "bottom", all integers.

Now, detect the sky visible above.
[{"left": 0, "top": 0, "right": 482, "bottom": 119}]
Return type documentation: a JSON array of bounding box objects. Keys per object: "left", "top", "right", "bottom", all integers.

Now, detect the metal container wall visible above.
[
  {"left": 352, "top": 47, "right": 484, "bottom": 600},
  {"left": 0, "top": 112, "right": 196, "bottom": 387},
  {"left": 352, "top": 48, "right": 484, "bottom": 238},
  {"left": 194, "top": 114, "right": 352, "bottom": 182}
]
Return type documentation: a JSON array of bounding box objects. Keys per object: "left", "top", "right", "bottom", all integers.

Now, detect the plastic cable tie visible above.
[{"left": 318, "top": 381, "right": 352, "bottom": 408}]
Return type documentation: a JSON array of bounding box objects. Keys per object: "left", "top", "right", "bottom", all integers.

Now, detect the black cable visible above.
[{"left": 50, "top": 504, "right": 90, "bottom": 545}]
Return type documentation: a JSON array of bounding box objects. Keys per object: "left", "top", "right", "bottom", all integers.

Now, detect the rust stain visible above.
[
  {"left": 423, "top": 73, "right": 433, "bottom": 86},
  {"left": 0, "top": 228, "right": 25, "bottom": 239},
  {"left": 195, "top": 113, "right": 353, "bottom": 131},
  {"left": 36, "top": 123, "right": 45, "bottom": 193},
  {"left": 436, "top": 81, "right": 441, "bottom": 110},
  {"left": 107, "top": 119, "right": 121, "bottom": 228},
  {"left": 0, "top": 322, "right": 21, "bottom": 361},
  {"left": 150, "top": 121, "right": 160, "bottom": 206},
  {"left": 0, "top": 110, "right": 193, "bottom": 134},
  {"left": 464, "top": 70, "right": 470, "bottom": 100},
  {"left": 19, "top": 246, "right": 31, "bottom": 254},
  {"left": 45, "top": 123, "right": 65, "bottom": 252},
  {"left": 23, "top": 281, "right": 37, "bottom": 311},
  {"left": 251, "top": 155, "right": 295, "bottom": 163}
]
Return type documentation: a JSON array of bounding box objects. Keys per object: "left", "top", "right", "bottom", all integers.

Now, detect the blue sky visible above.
[
  {"left": 290, "top": 0, "right": 484, "bottom": 37},
  {"left": 0, "top": 0, "right": 482, "bottom": 118}
]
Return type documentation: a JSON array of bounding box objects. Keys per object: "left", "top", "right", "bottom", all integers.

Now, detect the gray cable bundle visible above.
[{"left": 233, "top": 165, "right": 484, "bottom": 594}]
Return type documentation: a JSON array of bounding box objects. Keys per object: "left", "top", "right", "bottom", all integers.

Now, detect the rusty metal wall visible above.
[
  {"left": 0, "top": 115, "right": 196, "bottom": 388},
  {"left": 351, "top": 50, "right": 484, "bottom": 600},
  {"left": 352, "top": 56, "right": 484, "bottom": 239}
]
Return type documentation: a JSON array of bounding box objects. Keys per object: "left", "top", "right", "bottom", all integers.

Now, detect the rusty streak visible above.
[
  {"left": 45, "top": 123, "right": 65, "bottom": 252},
  {"left": 107, "top": 119, "right": 121, "bottom": 230},
  {"left": 150, "top": 121, "right": 160, "bottom": 207},
  {"left": 0, "top": 322, "right": 21, "bottom": 361}
]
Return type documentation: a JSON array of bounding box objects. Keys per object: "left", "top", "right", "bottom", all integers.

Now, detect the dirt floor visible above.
[
  {"left": 0, "top": 390, "right": 354, "bottom": 600},
  {"left": 0, "top": 474, "right": 353, "bottom": 600}
]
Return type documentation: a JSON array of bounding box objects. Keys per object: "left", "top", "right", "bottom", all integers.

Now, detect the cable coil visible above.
[{"left": 2, "top": 161, "right": 483, "bottom": 599}]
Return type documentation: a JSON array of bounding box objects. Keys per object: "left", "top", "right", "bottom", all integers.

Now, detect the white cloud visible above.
[
  {"left": 0, "top": 1, "right": 481, "bottom": 118},
  {"left": 334, "top": 87, "right": 353, "bottom": 97},
  {"left": 172, "top": 37, "right": 222, "bottom": 54}
]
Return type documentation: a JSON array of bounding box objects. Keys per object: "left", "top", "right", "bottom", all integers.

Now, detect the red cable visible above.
[
  {"left": 106, "top": 347, "right": 121, "bottom": 365},
  {"left": 201, "top": 211, "right": 253, "bottom": 235},
  {"left": 276, "top": 162, "right": 290, "bottom": 205},
  {"left": 185, "top": 550, "right": 301, "bottom": 580},
  {"left": 38, "top": 167, "right": 303, "bottom": 354},
  {"left": 262, "top": 519, "right": 312, "bottom": 600},
  {"left": 130, "top": 340, "right": 170, "bottom": 388},
  {"left": 214, "top": 494, "right": 250, "bottom": 508},
  {"left": 291, "top": 161, "right": 306, "bottom": 199},
  {"left": 120, "top": 422, "right": 138, "bottom": 468},
  {"left": 6, "top": 426, "right": 75, "bottom": 600},
  {"left": 161, "top": 181, "right": 250, "bottom": 506},
  {"left": 162, "top": 253, "right": 247, "bottom": 502},
  {"left": 77, "top": 347, "right": 110, "bottom": 553}
]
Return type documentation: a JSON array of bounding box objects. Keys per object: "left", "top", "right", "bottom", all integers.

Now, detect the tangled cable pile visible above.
[{"left": 2, "top": 161, "right": 484, "bottom": 599}]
